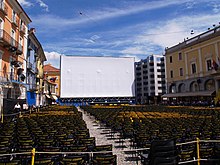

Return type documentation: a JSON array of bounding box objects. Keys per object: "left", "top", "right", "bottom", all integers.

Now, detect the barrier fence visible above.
[{"left": 0, "top": 139, "right": 220, "bottom": 165}]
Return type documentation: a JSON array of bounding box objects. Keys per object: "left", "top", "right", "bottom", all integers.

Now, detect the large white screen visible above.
[{"left": 60, "top": 56, "right": 135, "bottom": 98}]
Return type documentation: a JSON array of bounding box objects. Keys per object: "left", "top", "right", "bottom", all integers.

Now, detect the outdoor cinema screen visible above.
[{"left": 60, "top": 56, "right": 135, "bottom": 98}]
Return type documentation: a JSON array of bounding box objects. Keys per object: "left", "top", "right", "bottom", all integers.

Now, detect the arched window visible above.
[
  {"left": 169, "top": 83, "right": 176, "bottom": 93},
  {"left": 178, "top": 83, "right": 186, "bottom": 93},
  {"left": 205, "top": 79, "right": 215, "bottom": 91},
  {"left": 190, "top": 81, "right": 199, "bottom": 92}
]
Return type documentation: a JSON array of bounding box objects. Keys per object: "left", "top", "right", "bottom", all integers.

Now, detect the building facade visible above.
[
  {"left": 164, "top": 25, "right": 220, "bottom": 105},
  {"left": 44, "top": 64, "right": 60, "bottom": 97},
  {"left": 0, "top": 0, "right": 31, "bottom": 112},
  {"left": 135, "top": 54, "right": 166, "bottom": 104},
  {"left": 26, "top": 29, "right": 46, "bottom": 107}
]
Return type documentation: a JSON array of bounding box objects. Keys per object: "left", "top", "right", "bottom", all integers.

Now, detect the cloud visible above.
[
  {"left": 17, "top": 0, "right": 33, "bottom": 7},
  {"left": 120, "top": 55, "right": 141, "bottom": 62},
  {"left": 121, "top": 47, "right": 147, "bottom": 55},
  {"left": 44, "top": 51, "right": 62, "bottom": 68},
  {"left": 36, "top": 0, "right": 49, "bottom": 12},
  {"left": 212, "top": 3, "right": 220, "bottom": 13},
  {"left": 30, "top": 0, "right": 194, "bottom": 32}
]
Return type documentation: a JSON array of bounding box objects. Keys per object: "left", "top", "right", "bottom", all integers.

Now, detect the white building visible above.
[{"left": 135, "top": 54, "right": 166, "bottom": 104}]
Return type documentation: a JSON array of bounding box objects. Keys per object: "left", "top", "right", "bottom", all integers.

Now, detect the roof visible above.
[
  {"left": 15, "top": 0, "right": 32, "bottom": 23},
  {"left": 44, "top": 64, "right": 60, "bottom": 72},
  {"left": 162, "top": 90, "right": 215, "bottom": 98}
]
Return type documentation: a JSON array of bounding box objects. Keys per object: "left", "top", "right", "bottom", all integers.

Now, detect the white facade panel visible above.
[{"left": 60, "top": 56, "right": 135, "bottom": 98}]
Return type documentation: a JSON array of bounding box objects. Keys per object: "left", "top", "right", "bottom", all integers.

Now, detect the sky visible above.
[{"left": 18, "top": 0, "right": 220, "bottom": 68}]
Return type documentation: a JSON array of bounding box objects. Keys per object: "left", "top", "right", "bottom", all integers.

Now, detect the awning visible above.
[
  {"left": 46, "top": 94, "right": 51, "bottom": 98},
  {"left": 162, "top": 90, "right": 215, "bottom": 98},
  {"left": 52, "top": 95, "right": 58, "bottom": 100}
]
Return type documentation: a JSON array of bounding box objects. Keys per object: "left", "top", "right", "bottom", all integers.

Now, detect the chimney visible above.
[{"left": 30, "top": 28, "right": 36, "bottom": 33}]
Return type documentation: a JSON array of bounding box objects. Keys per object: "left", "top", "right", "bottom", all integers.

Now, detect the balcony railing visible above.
[
  {"left": 12, "top": 17, "right": 18, "bottom": 27},
  {"left": 29, "top": 83, "right": 38, "bottom": 91},
  {"left": 20, "top": 24, "right": 26, "bottom": 35},
  {"left": 0, "top": 2, "right": 8, "bottom": 15},
  {"left": 0, "top": 71, "right": 22, "bottom": 83},
  {"left": 0, "top": 29, "right": 23, "bottom": 54},
  {"left": 27, "top": 62, "right": 33, "bottom": 69}
]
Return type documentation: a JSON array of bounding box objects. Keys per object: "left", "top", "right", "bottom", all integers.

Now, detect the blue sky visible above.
[{"left": 18, "top": 0, "right": 220, "bottom": 68}]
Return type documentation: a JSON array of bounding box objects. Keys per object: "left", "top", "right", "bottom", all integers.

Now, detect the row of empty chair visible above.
[
  {"left": 0, "top": 106, "right": 117, "bottom": 164},
  {"left": 82, "top": 105, "right": 220, "bottom": 164}
]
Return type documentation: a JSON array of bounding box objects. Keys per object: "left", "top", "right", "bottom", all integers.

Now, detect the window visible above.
[
  {"left": 170, "top": 70, "right": 173, "bottom": 78},
  {"left": 12, "top": 10, "right": 16, "bottom": 23},
  {"left": 0, "top": 0, "right": 4, "bottom": 10},
  {"left": 178, "top": 52, "right": 182, "bottom": 60},
  {"left": 19, "top": 37, "right": 23, "bottom": 45},
  {"left": 0, "top": 18, "right": 3, "bottom": 31},
  {"left": 149, "top": 56, "right": 154, "bottom": 61},
  {"left": 150, "top": 80, "right": 155, "bottom": 84},
  {"left": 136, "top": 67, "right": 141, "bottom": 70},
  {"left": 11, "top": 30, "right": 15, "bottom": 46},
  {"left": 179, "top": 68, "right": 183, "bottom": 76},
  {"left": 169, "top": 56, "right": 172, "bottom": 63},
  {"left": 157, "top": 57, "right": 161, "bottom": 62},
  {"left": 150, "top": 86, "right": 155, "bottom": 90},
  {"left": 191, "top": 63, "right": 196, "bottom": 74},
  {"left": 206, "top": 59, "right": 212, "bottom": 71}
]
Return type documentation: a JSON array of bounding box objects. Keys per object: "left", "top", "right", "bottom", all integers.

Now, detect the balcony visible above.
[
  {"left": 20, "top": 24, "right": 26, "bottom": 35},
  {"left": 0, "top": 29, "right": 12, "bottom": 47},
  {"left": 27, "top": 62, "right": 36, "bottom": 74},
  {"left": 27, "top": 62, "right": 33, "bottom": 69},
  {"left": 29, "top": 83, "right": 38, "bottom": 91},
  {"left": 0, "top": 29, "right": 23, "bottom": 55},
  {"left": 17, "top": 43, "right": 23, "bottom": 55},
  {"left": 12, "top": 17, "right": 18, "bottom": 27},
  {"left": 0, "top": 2, "right": 8, "bottom": 16},
  {"left": 0, "top": 71, "right": 22, "bottom": 83}
]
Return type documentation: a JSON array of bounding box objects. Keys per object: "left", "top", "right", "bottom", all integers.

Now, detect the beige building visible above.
[{"left": 164, "top": 26, "right": 220, "bottom": 105}]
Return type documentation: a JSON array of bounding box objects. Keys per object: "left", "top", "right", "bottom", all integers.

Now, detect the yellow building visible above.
[
  {"left": 44, "top": 64, "right": 60, "bottom": 103},
  {"left": 164, "top": 26, "right": 220, "bottom": 105}
]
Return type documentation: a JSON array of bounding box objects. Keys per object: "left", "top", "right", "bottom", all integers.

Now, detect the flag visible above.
[
  {"left": 50, "top": 77, "right": 57, "bottom": 82},
  {"left": 212, "top": 59, "right": 218, "bottom": 71}
]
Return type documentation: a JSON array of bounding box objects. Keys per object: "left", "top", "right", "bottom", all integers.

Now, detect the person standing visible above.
[{"left": 14, "top": 102, "right": 21, "bottom": 113}]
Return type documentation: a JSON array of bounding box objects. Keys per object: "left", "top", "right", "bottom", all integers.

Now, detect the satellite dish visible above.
[{"left": 190, "top": 30, "right": 194, "bottom": 35}]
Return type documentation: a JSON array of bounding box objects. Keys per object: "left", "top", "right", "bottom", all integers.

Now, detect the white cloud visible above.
[
  {"left": 31, "top": 0, "right": 193, "bottom": 31},
  {"left": 44, "top": 51, "right": 62, "bottom": 68},
  {"left": 36, "top": 0, "right": 49, "bottom": 12},
  {"left": 17, "top": 0, "right": 33, "bottom": 7},
  {"left": 121, "top": 47, "right": 147, "bottom": 55},
  {"left": 120, "top": 55, "right": 141, "bottom": 62},
  {"left": 136, "top": 13, "right": 220, "bottom": 49}
]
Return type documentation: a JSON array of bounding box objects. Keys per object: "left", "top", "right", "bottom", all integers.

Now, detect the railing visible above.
[
  {"left": 20, "top": 24, "right": 26, "bottom": 34},
  {"left": 0, "top": 71, "right": 23, "bottom": 83},
  {"left": 12, "top": 16, "right": 18, "bottom": 27},
  {"left": 0, "top": 137, "right": 219, "bottom": 165},
  {"left": 27, "top": 62, "right": 33, "bottom": 69},
  {"left": 0, "top": 29, "right": 23, "bottom": 54},
  {"left": 0, "top": 29, "right": 12, "bottom": 46}
]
